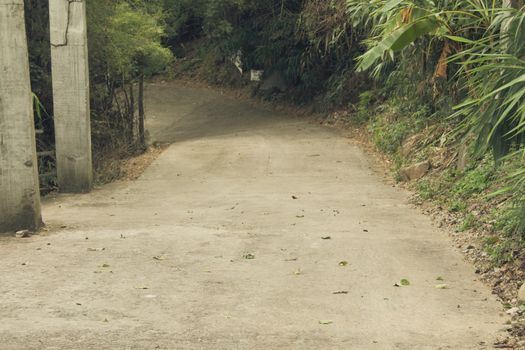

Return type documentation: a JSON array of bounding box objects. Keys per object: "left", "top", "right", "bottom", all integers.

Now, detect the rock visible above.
[
  {"left": 517, "top": 282, "right": 525, "bottom": 302},
  {"left": 506, "top": 307, "right": 521, "bottom": 317},
  {"left": 399, "top": 161, "right": 431, "bottom": 181},
  {"left": 260, "top": 71, "right": 287, "bottom": 93},
  {"left": 15, "top": 230, "right": 31, "bottom": 238}
]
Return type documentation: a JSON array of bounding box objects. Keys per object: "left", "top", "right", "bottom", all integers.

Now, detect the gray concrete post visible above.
[
  {"left": 49, "top": 0, "right": 93, "bottom": 193},
  {"left": 0, "top": 0, "right": 42, "bottom": 233}
]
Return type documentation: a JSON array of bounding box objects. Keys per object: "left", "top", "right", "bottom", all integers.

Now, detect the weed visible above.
[
  {"left": 448, "top": 200, "right": 467, "bottom": 213},
  {"left": 355, "top": 91, "right": 375, "bottom": 124},
  {"left": 417, "top": 178, "right": 438, "bottom": 200},
  {"left": 451, "top": 161, "right": 495, "bottom": 200},
  {"left": 370, "top": 117, "right": 410, "bottom": 155},
  {"left": 458, "top": 214, "right": 478, "bottom": 232}
]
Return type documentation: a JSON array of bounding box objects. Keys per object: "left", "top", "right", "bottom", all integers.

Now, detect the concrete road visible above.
[{"left": 0, "top": 81, "right": 505, "bottom": 349}]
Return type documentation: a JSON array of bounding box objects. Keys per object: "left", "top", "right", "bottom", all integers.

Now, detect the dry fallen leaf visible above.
[{"left": 87, "top": 248, "right": 105, "bottom": 252}]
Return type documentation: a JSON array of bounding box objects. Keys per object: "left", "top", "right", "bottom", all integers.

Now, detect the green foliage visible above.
[
  {"left": 357, "top": 16, "right": 441, "bottom": 72},
  {"left": 481, "top": 202, "right": 525, "bottom": 265},
  {"left": 458, "top": 213, "right": 478, "bottom": 232},
  {"left": 349, "top": 0, "right": 525, "bottom": 161},
  {"left": 26, "top": 0, "right": 173, "bottom": 186},
  {"left": 451, "top": 9, "right": 525, "bottom": 160},
  {"left": 355, "top": 91, "right": 376, "bottom": 123},
  {"left": 451, "top": 161, "right": 495, "bottom": 199},
  {"left": 371, "top": 117, "right": 410, "bottom": 155},
  {"left": 417, "top": 177, "right": 440, "bottom": 201},
  {"left": 164, "top": 0, "right": 366, "bottom": 104},
  {"left": 448, "top": 200, "right": 467, "bottom": 213},
  {"left": 344, "top": 0, "right": 525, "bottom": 255},
  {"left": 89, "top": 1, "right": 172, "bottom": 81},
  {"left": 367, "top": 95, "right": 433, "bottom": 157}
]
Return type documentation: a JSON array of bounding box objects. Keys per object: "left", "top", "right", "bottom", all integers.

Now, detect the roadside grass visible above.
[{"left": 354, "top": 91, "right": 524, "bottom": 268}]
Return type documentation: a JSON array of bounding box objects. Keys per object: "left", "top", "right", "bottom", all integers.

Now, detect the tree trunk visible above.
[
  {"left": 129, "top": 82, "right": 135, "bottom": 143},
  {"left": 138, "top": 70, "right": 146, "bottom": 148}
]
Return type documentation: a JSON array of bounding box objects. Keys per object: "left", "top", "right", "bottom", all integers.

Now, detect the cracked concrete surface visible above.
[{"left": 0, "top": 81, "right": 505, "bottom": 349}]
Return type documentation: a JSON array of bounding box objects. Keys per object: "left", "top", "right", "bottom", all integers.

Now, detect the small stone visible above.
[
  {"left": 399, "top": 161, "right": 431, "bottom": 182},
  {"left": 15, "top": 230, "right": 31, "bottom": 238},
  {"left": 506, "top": 307, "right": 521, "bottom": 316}
]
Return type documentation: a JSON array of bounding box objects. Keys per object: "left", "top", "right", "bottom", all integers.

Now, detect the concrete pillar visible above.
[
  {"left": 0, "top": 0, "right": 42, "bottom": 233},
  {"left": 49, "top": 0, "right": 92, "bottom": 193}
]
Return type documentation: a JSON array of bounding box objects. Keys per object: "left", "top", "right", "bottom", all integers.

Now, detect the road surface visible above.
[{"left": 0, "top": 81, "right": 505, "bottom": 349}]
